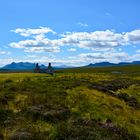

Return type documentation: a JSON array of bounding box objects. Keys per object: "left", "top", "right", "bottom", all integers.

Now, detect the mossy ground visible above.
[{"left": 0, "top": 71, "right": 140, "bottom": 140}]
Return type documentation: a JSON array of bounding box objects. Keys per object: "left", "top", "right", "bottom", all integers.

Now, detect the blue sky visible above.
[{"left": 0, "top": 0, "right": 140, "bottom": 66}]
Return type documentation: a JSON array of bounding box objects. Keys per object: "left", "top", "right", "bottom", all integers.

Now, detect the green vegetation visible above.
[
  {"left": 0, "top": 67, "right": 140, "bottom": 140},
  {"left": 58, "top": 65, "right": 140, "bottom": 74}
]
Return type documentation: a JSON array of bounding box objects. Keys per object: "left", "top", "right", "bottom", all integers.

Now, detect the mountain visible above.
[
  {"left": 87, "top": 62, "right": 116, "bottom": 67},
  {"left": 86, "top": 61, "right": 140, "bottom": 67},
  {"left": 1, "top": 61, "right": 140, "bottom": 71},
  {"left": 1, "top": 62, "right": 46, "bottom": 70},
  {"left": 1, "top": 62, "right": 72, "bottom": 71},
  {"left": 132, "top": 61, "right": 140, "bottom": 65}
]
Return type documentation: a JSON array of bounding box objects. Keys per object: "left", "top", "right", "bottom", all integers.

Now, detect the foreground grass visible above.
[{"left": 0, "top": 72, "right": 140, "bottom": 140}]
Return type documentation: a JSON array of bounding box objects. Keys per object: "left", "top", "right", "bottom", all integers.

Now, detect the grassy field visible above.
[
  {"left": 0, "top": 67, "right": 140, "bottom": 140},
  {"left": 58, "top": 65, "right": 140, "bottom": 74}
]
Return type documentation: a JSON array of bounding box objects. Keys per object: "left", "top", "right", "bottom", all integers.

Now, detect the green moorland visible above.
[{"left": 0, "top": 66, "right": 140, "bottom": 140}]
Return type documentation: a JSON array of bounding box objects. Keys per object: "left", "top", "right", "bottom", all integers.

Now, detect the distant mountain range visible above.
[
  {"left": 0, "top": 62, "right": 72, "bottom": 70},
  {"left": 86, "top": 61, "right": 140, "bottom": 67},
  {"left": 1, "top": 62, "right": 46, "bottom": 70},
  {"left": 0, "top": 61, "right": 140, "bottom": 71}
]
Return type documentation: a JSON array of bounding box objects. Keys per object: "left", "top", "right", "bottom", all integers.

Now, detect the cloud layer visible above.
[
  {"left": 10, "top": 27, "right": 140, "bottom": 53},
  {"left": 1, "top": 51, "right": 140, "bottom": 67},
  {"left": 79, "top": 52, "right": 129, "bottom": 63},
  {"left": 7, "top": 26, "right": 140, "bottom": 66}
]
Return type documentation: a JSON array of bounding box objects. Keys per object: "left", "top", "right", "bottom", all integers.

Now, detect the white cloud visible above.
[
  {"left": 78, "top": 22, "right": 89, "bottom": 27},
  {"left": 136, "top": 49, "right": 140, "bottom": 53},
  {"left": 0, "top": 58, "right": 15, "bottom": 67},
  {"left": 79, "top": 52, "right": 129, "bottom": 63},
  {"left": 11, "top": 26, "right": 56, "bottom": 37},
  {"left": 68, "top": 48, "right": 76, "bottom": 52},
  {"left": 0, "top": 50, "right": 11, "bottom": 55},
  {"left": 9, "top": 27, "right": 140, "bottom": 54},
  {"left": 131, "top": 53, "right": 140, "bottom": 60},
  {"left": 24, "top": 46, "right": 60, "bottom": 53},
  {"left": 118, "top": 48, "right": 122, "bottom": 51},
  {"left": 124, "top": 29, "right": 140, "bottom": 44},
  {"left": 59, "top": 30, "right": 125, "bottom": 49}
]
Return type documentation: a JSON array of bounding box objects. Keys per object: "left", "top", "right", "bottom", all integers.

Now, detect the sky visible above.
[{"left": 0, "top": 0, "right": 140, "bottom": 66}]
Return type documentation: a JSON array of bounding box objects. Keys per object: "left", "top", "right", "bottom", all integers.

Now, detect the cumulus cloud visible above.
[
  {"left": 79, "top": 52, "right": 129, "bottom": 63},
  {"left": 9, "top": 27, "right": 140, "bottom": 54},
  {"left": 24, "top": 46, "right": 60, "bottom": 53},
  {"left": 11, "top": 26, "right": 56, "bottom": 37},
  {"left": 59, "top": 30, "right": 125, "bottom": 49},
  {"left": 124, "top": 29, "right": 140, "bottom": 44}
]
